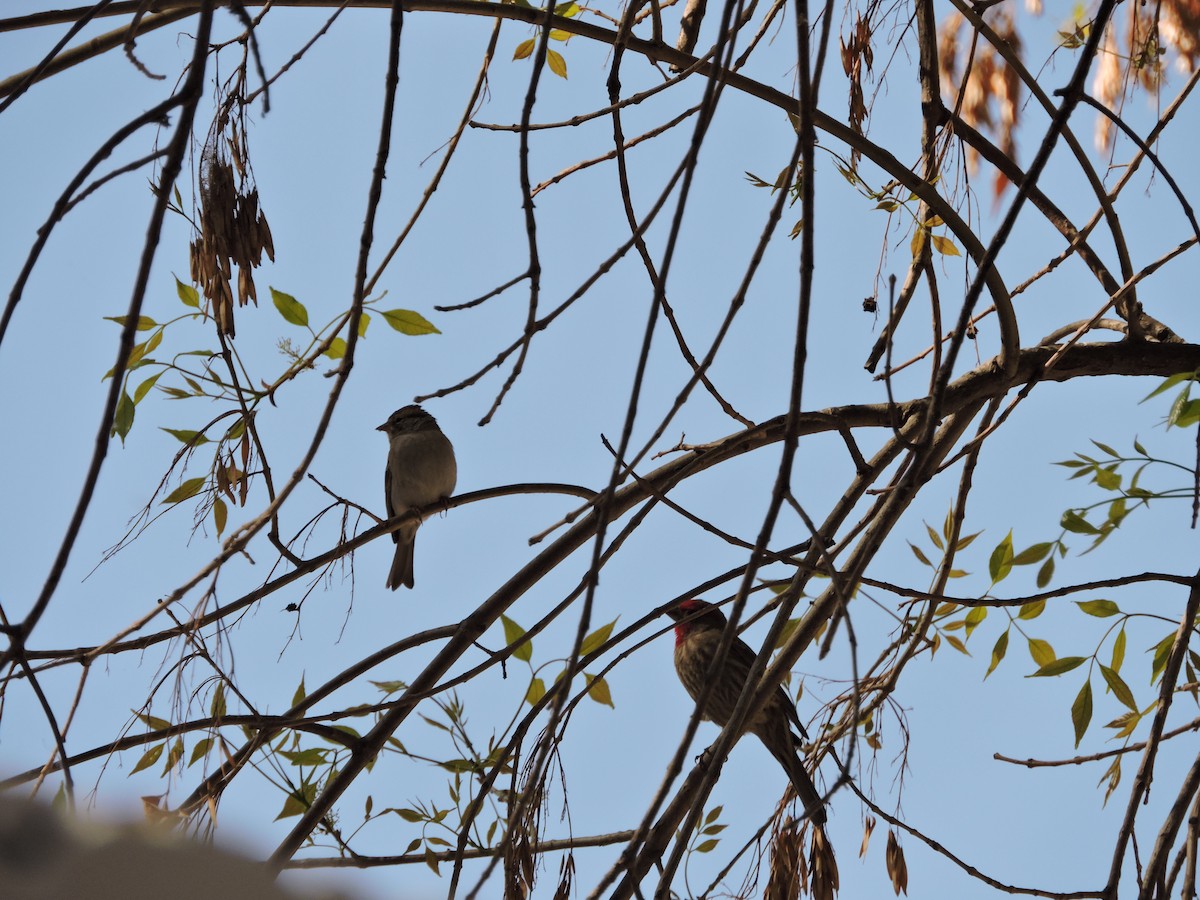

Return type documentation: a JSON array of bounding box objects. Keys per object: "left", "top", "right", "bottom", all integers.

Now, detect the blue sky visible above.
[{"left": 3, "top": 2, "right": 1200, "bottom": 898}]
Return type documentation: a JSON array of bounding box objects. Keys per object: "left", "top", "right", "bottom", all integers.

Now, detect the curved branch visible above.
[{"left": 4, "top": 0, "right": 1021, "bottom": 375}]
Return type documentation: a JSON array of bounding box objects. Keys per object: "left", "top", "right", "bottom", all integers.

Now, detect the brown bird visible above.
[
  {"left": 377, "top": 405, "right": 457, "bottom": 590},
  {"left": 666, "top": 598, "right": 826, "bottom": 824}
]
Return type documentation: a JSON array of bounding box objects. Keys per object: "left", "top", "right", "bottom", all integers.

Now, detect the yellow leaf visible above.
[
  {"left": 930, "top": 234, "right": 961, "bottom": 257},
  {"left": 584, "top": 673, "right": 614, "bottom": 707},
  {"left": 513, "top": 38, "right": 534, "bottom": 60},
  {"left": 547, "top": 48, "right": 568, "bottom": 79},
  {"left": 911, "top": 227, "right": 926, "bottom": 259},
  {"left": 526, "top": 678, "right": 546, "bottom": 706},
  {"left": 1028, "top": 638, "right": 1056, "bottom": 667}
]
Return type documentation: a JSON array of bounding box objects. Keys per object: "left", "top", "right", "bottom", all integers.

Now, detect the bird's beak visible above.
[
  {"left": 376, "top": 422, "right": 388, "bottom": 432},
  {"left": 664, "top": 604, "right": 686, "bottom": 622}
]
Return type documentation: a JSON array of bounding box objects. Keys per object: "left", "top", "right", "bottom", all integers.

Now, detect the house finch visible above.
[
  {"left": 377, "top": 405, "right": 457, "bottom": 590},
  {"left": 667, "top": 598, "right": 826, "bottom": 824}
]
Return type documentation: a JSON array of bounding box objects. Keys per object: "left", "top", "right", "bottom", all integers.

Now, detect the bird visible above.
[
  {"left": 666, "top": 598, "right": 826, "bottom": 824},
  {"left": 377, "top": 405, "right": 457, "bottom": 590}
]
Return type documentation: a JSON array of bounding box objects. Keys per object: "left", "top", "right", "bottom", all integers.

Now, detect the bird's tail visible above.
[
  {"left": 386, "top": 530, "right": 416, "bottom": 590},
  {"left": 769, "top": 740, "right": 826, "bottom": 825}
]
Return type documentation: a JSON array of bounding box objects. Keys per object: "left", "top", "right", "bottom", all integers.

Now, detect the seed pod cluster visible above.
[{"left": 189, "top": 116, "right": 274, "bottom": 337}]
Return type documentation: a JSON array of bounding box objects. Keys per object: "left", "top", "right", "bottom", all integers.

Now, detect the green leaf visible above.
[
  {"left": 580, "top": 619, "right": 617, "bottom": 657},
  {"left": 695, "top": 839, "right": 720, "bottom": 853},
  {"left": 324, "top": 337, "right": 347, "bottom": 359},
  {"left": 1029, "top": 656, "right": 1086, "bottom": 677},
  {"left": 1061, "top": 510, "right": 1098, "bottom": 534},
  {"left": 111, "top": 388, "right": 135, "bottom": 445},
  {"left": 1028, "top": 638, "right": 1056, "bottom": 667},
  {"left": 1012, "top": 542, "right": 1052, "bottom": 566},
  {"left": 926, "top": 522, "right": 944, "bottom": 551},
  {"left": 381, "top": 308, "right": 440, "bottom": 335},
  {"left": 964, "top": 606, "right": 987, "bottom": 638},
  {"left": 988, "top": 531, "right": 1014, "bottom": 583},
  {"left": 276, "top": 786, "right": 315, "bottom": 820},
  {"left": 210, "top": 683, "right": 226, "bottom": 719},
  {"left": 1133, "top": 438, "right": 1148, "bottom": 456},
  {"left": 1018, "top": 599, "right": 1046, "bottom": 620},
  {"left": 1142, "top": 371, "right": 1194, "bottom": 401},
  {"left": 134, "top": 371, "right": 163, "bottom": 404},
  {"left": 584, "top": 673, "right": 614, "bottom": 708},
  {"left": 1076, "top": 599, "right": 1120, "bottom": 617},
  {"left": 213, "top": 497, "right": 227, "bottom": 537},
  {"left": 105, "top": 315, "right": 159, "bottom": 331},
  {"left": 176, "top": 276, "right": 200, "bottom": 308},
  {"left": 291, "top": 677, "right": 307, "bottom": 708},
  {"left": 944, "top": 634, "right": 969, "bottom": 655},
  {"left": 280, "top": 748, "right": 328, "bottom": 766},
  {"left": 1099, "top": 664, "right": 1138, "bottom": 712},
  {"left": 501, "top": 614, "right": 532, "bottom": 662},
  {"left": 526, "top": 677, "right": 546, "bottom": 706},
  {"left": 270, "top": 287, "right": 309, "bottom": 327},
  {"left": 370, "top": 679, "right": 407, "bottom": 695},
  {"left": 162, "top": 738, "right": 184, "bottom": 775},
  {"left": 188, "top": 738, "right": 213, "bottom": 767},
  {"left": 395, "top": 808, "right": 425, "bottom": 823},
  {"left": 1111, "top": 628, "right": 1126, "bottom": 672},
  {"left": 424, "top": 846, "right": 441, "bottom": 876},
  {"left": 1094, "top": 467, "right": 1122, "bottom": 491},
  {"left": 136, "top": 712, "right": 171, "bottom": 732},
  {"left": 123, "top": 338, "right": 152, "bottom": 372},
  {"left": 1151, "top": 632, "right": 1176, "bottom": 685},
  {"left": 1091, "top": 440, "right": 1119, "bottom": 457},
  {"left": 985, "top": 629, "right": 1009, "bottom": 679},
  {"left": 1036, "top": 555, "right": 1055, "bottom": 588},
  {"left": 908, "top": 542, "right": 932, "bottom": 566},
  {"left": 1106, "top": 710, "right": 1141, "bottom": 740},
  {"left": 129, "top": 743, "right": 164, "bottom": 775},
  {"left": 162, "top": 477, "right": 206, "bottom": 505},
  {"left": 954, "top": 530, "right": 982, "bottom": 551},
  {"left": 1170, "top": 397, "right": 1200, "bottom": 429},
  {"left": 1071, "top": 680, "right": 1092, "bottom": 747}
]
